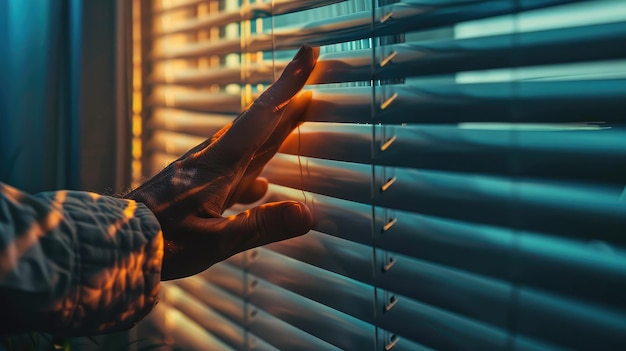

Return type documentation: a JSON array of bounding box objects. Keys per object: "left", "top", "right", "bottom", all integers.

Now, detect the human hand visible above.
[{"left": 127, "top": 45, "right": 319, "bottom": 280}]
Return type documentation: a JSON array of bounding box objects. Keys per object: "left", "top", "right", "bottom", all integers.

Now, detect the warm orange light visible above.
[
  {"left": 132, "top": 115, "right": 142, "bottom": 136},
  {"left": 131, "top": 0, "right": 143, "bottom": 188},
  {"left": 132, "top": 138, "right": 142, "bottom": 160},
  {"left": 132, "top": 91, "right": 142, "bottom": 113}
]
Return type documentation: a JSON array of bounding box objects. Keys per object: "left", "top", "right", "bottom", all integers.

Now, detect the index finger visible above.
[{"left": 208, "top": 45, "right": 319, "bottom": 166}]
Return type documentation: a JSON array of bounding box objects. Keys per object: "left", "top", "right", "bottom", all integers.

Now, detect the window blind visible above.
[{"left": 136, "top": 0, "right": 626, "bottom": 350}]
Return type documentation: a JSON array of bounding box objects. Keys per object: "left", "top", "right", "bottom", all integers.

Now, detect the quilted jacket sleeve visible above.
[{"left": 0, "top": 182, "right": 163, "bottom": 336}]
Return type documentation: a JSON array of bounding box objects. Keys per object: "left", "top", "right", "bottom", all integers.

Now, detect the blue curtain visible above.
[{"left": 0, "top": 0, "right": 80, "bottom": 193}]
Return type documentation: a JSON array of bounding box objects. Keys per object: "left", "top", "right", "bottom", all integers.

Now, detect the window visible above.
[{"left": 134, "top": 0, "right": 626, "bottom": 349}]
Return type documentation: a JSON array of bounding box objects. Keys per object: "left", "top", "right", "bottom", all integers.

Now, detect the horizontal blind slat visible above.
[
  {"left": 153, "top": 38, "right": 242, "bottom": 61},
  {"left": 305, "top": 80, "right": 626, "bottom": 124},
  {"left": 267, "top": 230, "right": 374, "bottom": 284},
  {"left": 147, "top": 78, "right": 626, "bottom": 131},
  {"left": 516, "top": 233, "right": 626, "bottom": 310},
  {"left": 263, "top": 184, "right": 626, "bottom": 313},
  {"left": 150, "top": 302, "right": 237, "bottom": 351},
  {"left": 373, "top": 0, "right": 582, "bottom": 38},
  {"left": 197, "top": 261, "right": 247, "bottom": 296},
  {"left": 247, "top": 275, "right": 376, "bottom": 350},
  {"left": 150, "top": 151, "right": 625, "bottom": 243},
  {"left": 148, "top": 130, "right": 203, "bottom": 155},
  {"left": 150, "top": 61, "right": 287, "bottom": 86},
  {"left": 161, "top": 284, "right": 247, "bottom": 350},
  {"left": 152, "top": 0, "right": 579, "bottom": 61},
  {"left": 512, "top": 336, "right": 568, "bottom": 351},
  {"left": 376, "top": 332, "right": 434, "bottom": 351},
  {"left": 309, "top": 21, "right": 626, "bottom": 83},
  {"left": 231, "top": 248, "right": 375, "bottom": 323},
  {"left": 516, "top": 288, "right": 626, "bottom": 349},
  {"left": 373, "top": 251, "right": 511, "bottom": 329},
  {"left": 241, "top": 217, "right": 513, "bottom": 332},
  {"left": 151, "top": 0, "right": 206, "bottom": 15},
  {"left": 245, "top": 241, "right": 515, "bottom": 331},
  {"left": 184, "top": 259, "right": 345, "bottom": 351},
  {"left": 262, "top": 154, "right": 626, "bottom": 241},
  {"left": 375, "top": 291, "right": 510, "bottom": 350},
  {"left": 190, "top": 262, "right": 354, "bottom": 349},
  {"left": 264, "top": 184, "right": 514, "bottom": 279},
  {"left": 278, "top": 123, "right": 626, "bottom": 183},
  {"left": 150, "top": 88, "right": 242, "bottom": 113},
  {"left": 153, "top": 0, "right": 347, "bottom": 36},
  {"left": 246, "top": 307, "right": 343, "bottom": 351},
  {"left": 150, "top": 108, "right": 235, "bottom": 136},
  {"left": 173, "top": 276, "right": 246, "bottom": 325},
  {"left": 152, "top": 11, "right": 369, "bottom": 60}
]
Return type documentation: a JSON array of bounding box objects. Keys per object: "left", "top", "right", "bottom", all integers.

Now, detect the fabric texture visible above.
[{"left": 0, "top": 182, "right": 163, "bottom": 336}]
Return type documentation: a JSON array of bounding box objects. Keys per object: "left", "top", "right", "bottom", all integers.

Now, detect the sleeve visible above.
[{"left": 0, "top": 182, "right": 163, "bottom": 336}]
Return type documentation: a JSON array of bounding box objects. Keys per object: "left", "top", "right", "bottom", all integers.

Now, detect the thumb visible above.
[{"left": 220, "top": 201, "right": 313, "bottom": 253}]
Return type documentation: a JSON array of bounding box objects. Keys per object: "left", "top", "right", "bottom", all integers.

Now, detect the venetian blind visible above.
[{"left": 137, "top": 0, "right": 626, "bottom": 350}]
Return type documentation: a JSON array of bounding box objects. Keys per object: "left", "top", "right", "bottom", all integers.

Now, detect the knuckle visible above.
[
  {"left": 254, "top": 208, "right": 270, "bottom": 238},
  {"left": 251, "top": 91, "right": 279, "bottom": 112}
]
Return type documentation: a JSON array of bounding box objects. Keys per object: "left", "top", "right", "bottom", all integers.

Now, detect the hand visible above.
[{"left": 127, "top": 45, "right": 319, "bottom": 280}]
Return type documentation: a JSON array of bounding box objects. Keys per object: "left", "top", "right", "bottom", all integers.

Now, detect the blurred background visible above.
[
  {"left": 1, "top": 0, "right": 626, "bottom": 350},
  {"left": 0, "top": 0, "right": 128, "bottom": 194}
]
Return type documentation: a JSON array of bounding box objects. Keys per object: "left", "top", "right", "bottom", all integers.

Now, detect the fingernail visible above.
[{"left": 292, "top": 45, "right": 309, "bottom": 61}]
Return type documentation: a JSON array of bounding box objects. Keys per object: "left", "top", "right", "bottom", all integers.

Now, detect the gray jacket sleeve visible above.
[{"left": 0, "top": 182, "right": 163, "bottom": 336}]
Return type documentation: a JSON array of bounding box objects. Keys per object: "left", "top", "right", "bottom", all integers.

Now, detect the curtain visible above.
[
  {"left": 0, "top": 0, "right": 124, "bottom": 194},
  {"left": 138, "top": 0, "right": 626, "bottom": 350},
  {"left": 0, "top": 0, "right": 76, "bottom": 192}
]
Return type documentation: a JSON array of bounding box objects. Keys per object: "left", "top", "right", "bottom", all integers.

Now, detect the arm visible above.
[
  {"left": 0, "top": 43, "right": 318, "bottom": 336},
  {"left": 0, "top": 182, "right": 162, "bottom": 336}
]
